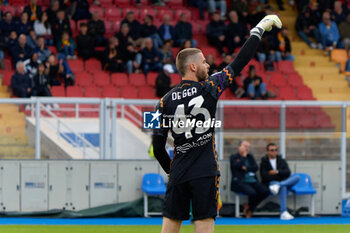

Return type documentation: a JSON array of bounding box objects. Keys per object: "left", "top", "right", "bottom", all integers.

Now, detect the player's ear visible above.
[{"left": 189, "top": 62, "right": 196, "bottom": 72}]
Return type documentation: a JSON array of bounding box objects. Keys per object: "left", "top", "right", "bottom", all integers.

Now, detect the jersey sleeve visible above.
[
  {"left": 152, "top": 97, "right": 169, "bottom": 137},
  {"left": 206, "top": 65, "right": 235, "bottom": 99}
]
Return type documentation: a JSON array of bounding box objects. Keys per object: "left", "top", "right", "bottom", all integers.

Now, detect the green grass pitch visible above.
[{"left": 0, "top": 225, "right": 349, "bottom": 233}]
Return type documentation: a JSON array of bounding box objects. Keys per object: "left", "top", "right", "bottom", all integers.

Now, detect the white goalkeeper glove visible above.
[{"left": 250, "top": 15, "right": 283, "bottom": 39}]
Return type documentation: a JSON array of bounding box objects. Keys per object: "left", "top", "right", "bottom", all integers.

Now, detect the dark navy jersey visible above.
[{"left": 153, "top": 65, "right": 235, "bottom": 184}]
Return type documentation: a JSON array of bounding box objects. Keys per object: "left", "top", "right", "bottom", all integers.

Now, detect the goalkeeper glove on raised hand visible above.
[{"left": 250, "top": 15, "right": 282, "bottom": 39}]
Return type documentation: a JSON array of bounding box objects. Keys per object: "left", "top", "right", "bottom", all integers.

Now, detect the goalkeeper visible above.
[{"left": 153, "top": 15, "right": 282, "bottom": 233}]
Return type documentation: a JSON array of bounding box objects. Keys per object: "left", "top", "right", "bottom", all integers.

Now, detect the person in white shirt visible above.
[
  {"left": 259, "top": 143, "right": 300, "bottom": 220},
  {"left": 34, "top": 12, "right": 53, "bottom": 45}
]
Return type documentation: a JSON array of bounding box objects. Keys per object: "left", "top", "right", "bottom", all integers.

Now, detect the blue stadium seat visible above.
[{"left": 142, "top": 173, "right": 166, "bottom": 217}]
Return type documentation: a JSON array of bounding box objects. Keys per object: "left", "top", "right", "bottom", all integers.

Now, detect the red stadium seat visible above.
[
  {"left": 262, "top": 113, "right": 280, "bottom": 129},
  {"left": 15, "top": 6, "right": 25, "bottom": 17},
  {"left": 4, "top": 58, "right": 13, "bottom": 71},
  {"left": 51, "top": 86, "right": 66, "bottom": 97},
  {"left": 191, "top": 22, "right": 201, "bottom": 34},
  {"left": 67, "top": 86, "right": 83, "bottom": 97},
  {"left": 224, "top": 114, "right": 247, "bottom": 129},
  {"left": 85, "top": 58, "right": 102, "bottom": 72},
  {"left": 129, "top": 74, "right": 146, "bottom": 86},
  {"left": 278, "top": 61, "right": 295, "bottom": 74},
  {"left": 139, "top": 8, "right": 157, "bottom": 20},
  {"left": 111, "top": 73, "right": 129, "bottom": 86},
  {"left": 111, "top": 20, "right": 121, "bottom": 32},
  {"left": 67, "top": 59, "right": 84, "bottom": 73},
  {"left": 298, "top": 113, "right": 317, "bottom": 128},
  {"left": 84, "top": 86, "right": 102, "bottom": 97},
  {"left": 120, "top": 86, "right": 137, "bottom": 98},
  {"left": 315, "top": 113, "right": 334, "bottom": 128},
  {"left": 157, "top": 9, "right": 174, "bottom": 20},
  {"left": 286, "top": 113, "right": 298, "bottom": 129},
  {"left": 278, "top": 87, "right": 296, "bottom": 100},
  {"left": 47, "top": 46, "right": 58, "bottom": 55},
  {"left": 170, "top": 74, "right": 181, "bottom": 85},
  {"left": 287, "top": 73, "right": 304, "bottom": 87},
  {"left": 9, "top": 0, "right": 28, "bottom": 6},
  {"left": 99, "top": 0, "right": 114, "bottom": 7},
  {"left": 89, "top": 6, "right": 104, "bottom": 17},
  {"left": 102, "top": 86, "right": 120, "bottom": 98},
  {"left": 245, "top": 114, "right": 263, "bottom": 128},
  {"left": 175, "top": 9, "right": 192, "bottom": 21},
  {"left": 269, "top": 73, "right": 287, "bottom": 87},
  {"left": 138, "top": 86, "right": 157, "bottom": 99},
  {"left": 168, "top": 0, "right": 183, "bottom": 7},
  {"left": 75, "top": 72, "right": 93, "bottom": 86},
  {"left": 115, "top": 0, "right": 132, "bottom": 7},
  {"left": 122, "top": 8, "right": 139, "bottom": 19},
  {"left": 1, "top": 6, "right": 16, "bottom": 15},
  {"left": 147, "top": 72, "right": 158, "bottom": 87},
  {"left": 297, "top": 86, "right": 314, "bottom": 100},
  {"left": 1, "top": 71, "right": 13, "bottom": 86},
  {"left": 201, "top": 47, "right": 218, "bottom": 57},
  {"left": 93, "top": 72, "right": 110, "bottom": 86},
  {"left": 104, "top": 21, "right": 114, "bottom": 37},
  {"left": 105, "top": 8, "right": 122, "bottom": 21}
]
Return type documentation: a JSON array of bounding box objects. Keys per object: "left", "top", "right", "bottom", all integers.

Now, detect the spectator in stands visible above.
[
  {"left": 339, "top": 14, "right": 350, "bottom": 51},
  {"left": 260, "top": 143, "right": 300, "bottom": 220},
  {"left": 158, "top": 14, "right": 175, "bottom": 43},
  {"left": 34, "top": 12, "right": 54, "bottom": 46},
  {"left": 121, "top": 11, "right": 141, "bottom": 44},
  {"left": 208, "top": 0, "right": 227, "bottom": 19},
  {"left": 35, "top": 36, "right": 51, "bottom": 63},
  {"left": 87, "top": 11, "right": 107, "bottom": 47},
  {"left": 76, "top": 23, "right": 94, "bottom": 60},
  {"left": 179, "top": 39, "right": 192, "bottom": 51},
  {"left": 141, "top": 38, "right": 162, "bottom": 75},
  {"left": 124, "top": 43, "right": 141, "bottom": 74},
  {"left": 295, "top": 7, "right": 322, "bottom": 49},
  {"left": 156, "top": 64, "right": 173, "bottom": 97},
  {"left": 57, "top": 31, "right": 77, "bottom": 59},
  {"left": 230, "top": 0, "right": 249, "bottom": 23},
  {"left": 230, "top": 140, "right": 270, "bottom": 218},
  {"left": 26, "top": 29, "right": 38, "bottom": 50},
  {"left": 218, "top": 54, "right": 232, "bottom": 70},
  {"left": 46, "top": 0, "right": 60, "bottom": 26},
  {"left": 52, "top": 10, "right": 72, "bottom": 43},
  {"left": 72, "top": 0, "right": 91, "bottom": 21},
  {"left": 24, "top": 0, "right": 42, "bottom": 23},
  {"left": 174, "top": 13, "right": 197, "bottom": 47},
  {"left": 103, "top": 37, "right": 125, "bottom": 73},
  {"left": 331, "top": 1, "right": 346, "bottom": 25},
  {"left": 188, "top": 0, "right": 207, "bottom": 20},
  {"left": 256, "top": 35, "right": 278, "bottom": 65},
  {"left": 7, "top": 31, "right": 18, "bottom": 58},
  {"left": 11, "top": 61, "right": 32, "bottom": 98},
  {"left": 0, "top": 30, "right": 5, "bottom": 69},
  {"left": 319, "top": 11, "right": 340, "bottom": 50},
  {"left": 33, "top": 63, "right": 52, "bottom": 97},
  {"left": 16, "top": 12, "right": 32, "bottom": 36},
  {"left": 1, "top": 11, "right": 16, "bottom": 38},
  {"left": 276, "top": 28, "right": 294, "bottom": 61},
  {"left": 46, "top": 54, "right": 74, "bottom": 87},
  {"left": 206, "top": 54, "right": 218, "bottom": 76},
  {"left": 116, "top": 23, "right": 132, "bottom": 50},
  {"left": 24, "top": 53, "right": 39, "bottom": 83},
  {"left": 244, "top": 65, "right": 267, "bottom": 99},
  {"left": 206, "top": 12, "right": 227, "bottom": 56},
  {"left": 226, "top": 10, "right": 248, "bottom": 55},
  {"left": 246, "top": 0, "right": 266, "bottom": 27},
  {"left": 140, "top": 15, "right": 163, "bottom": 49},
  {"left": 11, "top": 34, "right": 33, "bottom": 66},
  {"left": 160, "top": 40, "right": 176, "bottom": 72}
]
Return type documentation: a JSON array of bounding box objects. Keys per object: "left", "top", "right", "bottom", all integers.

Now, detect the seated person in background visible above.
[
  {"left": 206, "top": 12, "right": 227, "bottom": 56},
  {"left": 318, "top": 12, "right": 340, "bottom": 50},
  {"left": 331, "top": 1, "right": 346, "bottom": 25},
  {"left": 34, "top": 12, "right": 53, "bottom": 45},
  {"left": 88, "top": 11, "right": 107, "bottom": 47},
  {"left": 230, "top": 140, "right": 269, "bottom": 218},
  {"left": 11, "top": 34, "right": 33, "bottom": 66},
  {"left": 45, "top": 54, "right": 74, "bottom": 87},
  {"left": 24, "top": 0, "right": 42, "bottom": 23},
  {"left": 57, "top": 31, "right": 77, "bottom": 59},
  {"left": 208, "top": 0, "right": 227, "bottom": 19},
  {"left": 35, "top": 36, "right": 51, "bottom": 63},
  {"left": 52, "top": 10, "right": 72, "bottom": 44},
  {"left": 338, "top": 14, "right": 350, "bottom": 51},
  {"left": 124, "top": 43, "right": 141, "bottom": 74},
  {"left": 26, "top": 29, "right": 38, "bottom": 50},
  {"left": 260, "top": 143, "right": 300, "bottom": 220},
  {"left": 76, "top": 23, "right": 94, "bottom": 60},
  {"left": 121, "top": 11, "right": 141, "bottom": 46},
  {"left": 11, "top": 61, "right": 32, "bottom": 98},
  {"left": 23, "top": 53, "right": 39, "bottom": 85},
  {"left": 174, "top": 13, "right": 197, "bottom": 47},
  {"left": 206, "top": 54, "right": 218, "bottom": 76},
  {"left": 226, "top": 10, "right": 248, "bottom": 56},
  {"left": 155, "top": 64, "right": 174, "bottom": 98},
  {"left": 179, "top": 39, "right": 192, "bottom": 51},
  {"left": 103, "top": 37, "right": 125, "bottom": 73},
  {"left": 140, "top": 38, "right": 162, "bottom": 75},
  {"left": 16, "top": 12, "right": 32, "bottom": 36},
  {"left": 276, "top": 28, "right": 294, "bottom": 61},
  {"left": 158, "top": 14, "right": 175, "bottom": 43},
  {"left": 0, "top": 30, "right": 5, "bottom": 69},
  {"left": 244, "top": 65, "right": 267, "bottom": 99},
  {"left": 7, "top": 31, "right": 18, "bottom": 58},
  {"left": 160, "top": 40, "right": 177, "bottom": 73},
  {"left": 140, "top": 15, "right": 163, "bottom": 49},
  {"left": 218, "top": 54, "right": 232, "bottom": 70},
  {"left": 72, "top": 0, "right": 91, "bottom": 21},
  {"left": 33, "top": 63, "right": 52, "bottom": 97},
  {"left": 1, "top": 12, "right": 16, "bottom": 38}
]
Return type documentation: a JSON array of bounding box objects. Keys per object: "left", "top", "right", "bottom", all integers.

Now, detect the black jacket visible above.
[
  {"left": 230, "top": 153, "right": 258, "bottom": 190},
  {"left": 87, "top": 19, "right": 106, "bottom": 36},
  {"left": 259, "top": 155, "right": 291, "bottom": 186},
  {"left": 174, "top": 21, "right": 193, "bottom": 40}
]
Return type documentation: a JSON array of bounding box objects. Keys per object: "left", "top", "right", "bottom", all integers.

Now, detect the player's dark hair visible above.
[
  {"left": 176, "top": 48, "right": 201, "bottom": 77},
  {"left": 266, "top": 143, "right": 277, "bottom": 151}
]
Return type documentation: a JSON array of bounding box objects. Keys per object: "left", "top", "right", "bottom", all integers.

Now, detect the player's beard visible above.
[{"left": 196, "top": 67, "right": 209, "bottom": 82}]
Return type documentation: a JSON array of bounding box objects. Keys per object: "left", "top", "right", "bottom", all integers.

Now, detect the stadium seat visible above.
[
  {"left": 298, "top": 113, "right": 317, "bottom": 128},
  {"left": 104, "top": 21, "right": 114, "bottom": 37},
  {"left": 170, "top": 74, "right": 181, "bottom": 85},
  {"left": 111, "top": 73, "right": 129, "bottom": 86},
  {"left": 122, "top": 8, "right": 139, "bottom": 19},
  {"left": 8, "top": 0, "right": 25, "bottom": 6},
  {"left": 157, "top": 9, "right": 174, "bottom": 20},
  {"left": 191, "top": 22, "right": 201, "bottom": 35},
  {"left": 287, "top": 73, "right": 304, "bottom": 87},
  {"left": 102, "top": 86, "right": 120, "bottom": 98},
  {"left": 278, "top": 87, "right": 296, "bottom": 100},
  {"left": 51, "top": 86, "right": 66, "bottom": 97},
  {"left": 120, "top": 86, "right": 137, "bottom": 98},
  {"left": 245, "top": 114, "right": 263, "bottom": 128},
  {"left": 4, "top": 58, "right": 13, "bottom": 71},
  {"left": 15, "top": 6, "right": 25, "bottom": 17},
  {"left": 67, "top": 86, "right": 83, "bottom": 97},
  {"left": 1, "top": 71, "right": 13, "bottom": 86},
  {"left": 175, "top": 9, "right": 192, "bottom": 21},
  {"left": 201, "top": 47, "right": 218, "bottom": 58},
  {"left": 132, "top": 0, "right": 148, "bottom": 5},
  {"left": 278, "top": 61, "right": 296, "bottom": 74},
  {"left": 269, "top": 73, "right": 287, "bottom": 87},
  {"left": 84, "top": 86, "right": 102, "bottom": 97},
  {"left": 111, "top": 20, "right": 122, "bottom": 32},
  {"left": 139, "top": 8, "right": 157, "bottom": 19},
  {"left": 129, "top": 74, "right": 146, "bottom": 87},
  {"left": 297, "top": 86, "right": 314, "bottom": 100},
  {"left": 67, "top": 59, "right": 84, "bottom": 73},
  {"left": 99, "top": 0, "right": 114, "bottom": 7},
  {"left": 1, "top": 5, "right": 16, "bottom": 15},
  {"left": 115, "top": 0, "right": 132, "bottom": 7},
  {"left": 142, "top": 173, "right": 166, "bottom": 217},
  {"left": 138, "top": 86, "right": 157, "bottom": 99},
  {"left": 105, "top": 8, "right": 122, "bottom": 21},
  {"left": 167, "top": 0, "right": 184, "bottom": 7},
  {"left": 262, "top": 113, "right": 280, "bottom": 129},
  {"left": 85, "top": 59, "right": 102, "bottom": 73},
  {"left": 93, "top": 72, "right": 110, "bottom": 86},
  {"left": 224, "top": 114, "right": 246, "bottom": 129},
  {"left": 89, "top": 6, "right": 104, "bottom": 17},
  {"left": 47, "top": 46, "right": 57, "bottom": 55},
  {"left": 290, "top": 173, "right": 317, "bottom": 216},
  {"left": 330, "top": 49, "right": 347, "bottom": 63},
  {"left": 75, "top": 72, "right": 93, "bottom": 86},
  {"left": 315, "top": 113, "right": 334, "bottom": 129},
  {"left": 286, "top": 114, "right": 298, "bottom": 129},
  {"left": 147, "top": 72, "right": 158, "bottom": 87}
]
